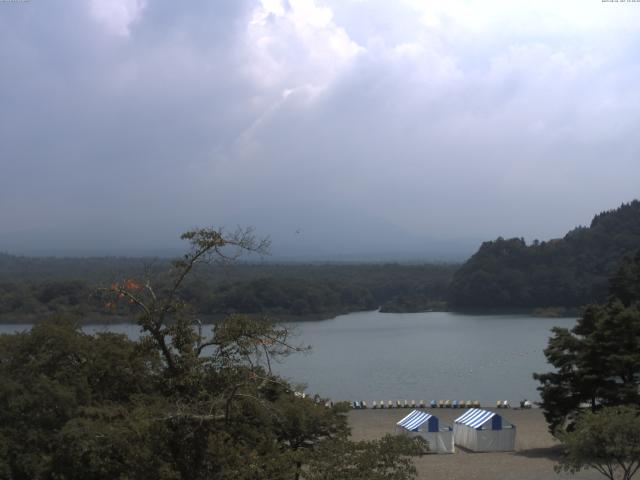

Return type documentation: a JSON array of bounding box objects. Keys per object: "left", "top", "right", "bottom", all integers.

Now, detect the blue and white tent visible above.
[
  {"left": 453, "top": 408, "right": 515, "bottom": 452},
  {"left": 395, "top": 410, "right": 454, "bottom": 453}
]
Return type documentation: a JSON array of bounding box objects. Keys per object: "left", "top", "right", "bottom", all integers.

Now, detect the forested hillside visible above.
[
  {"left": 449, "top": 200, "right": 640, "bottom": 309},
  {"left": 3, "top": 200, "right": 637, "bottom": 320},
  {"left": 0, "top": 257, "right": 456, "bottom": 322}
]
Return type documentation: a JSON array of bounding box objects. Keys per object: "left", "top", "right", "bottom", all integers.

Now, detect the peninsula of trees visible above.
[
  {"left": 449, "top": 200, "right": 640, "bottom": 310},
  {"left": 0, "top": 257, "right": 455, "bottom": 323}
]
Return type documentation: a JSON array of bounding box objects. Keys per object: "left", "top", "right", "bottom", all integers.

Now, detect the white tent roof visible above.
[
  {"left": 397, "top": 410, "right": 434, "bottom": 431},
  {"left": 454, "top": 409, "right": 497, "bottom": 429}
]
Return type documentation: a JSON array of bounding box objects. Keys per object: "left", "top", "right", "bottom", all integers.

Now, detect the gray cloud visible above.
[{"left": 1, "top": 0, "right": 639, "bottom": 258}]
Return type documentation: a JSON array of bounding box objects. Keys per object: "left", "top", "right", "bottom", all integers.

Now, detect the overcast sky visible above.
[{"left": 1, "top": 0, "right": 639, "bottom": 258}]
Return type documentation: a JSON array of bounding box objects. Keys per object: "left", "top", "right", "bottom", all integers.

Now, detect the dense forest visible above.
[
  {"left": 2, "top": 200, "right": 638, "bottom": 321},
  {"left": 0, "top": 256, "right": 456, "bottom": 323},
  {"left": 449, "top": 200, "right": 640, "bottom": 309},
  {"left": 0, "top": 228, "right": 427, "bottom": 479}
]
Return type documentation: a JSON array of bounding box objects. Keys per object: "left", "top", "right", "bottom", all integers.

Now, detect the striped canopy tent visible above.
[
  {"left": 395, "top": 410, "right": 454, "bottom": 454},
  {"left": 453, "top": 408, "right": 515, "bottom": 452}
]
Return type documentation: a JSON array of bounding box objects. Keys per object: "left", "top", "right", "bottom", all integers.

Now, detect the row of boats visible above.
[
  {"left": 347, "top": 399, "right": 533, "bottom": 409},
  {"left": 350, "top": 399, "right": 484, "bottom": 409}
]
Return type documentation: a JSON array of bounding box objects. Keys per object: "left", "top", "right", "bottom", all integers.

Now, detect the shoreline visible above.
[
  {"left": 348, "top": 408, "right": 600, "bottom": 480},
  {"left": 0, "top": 306, "right": 581, "bottom": 326}
]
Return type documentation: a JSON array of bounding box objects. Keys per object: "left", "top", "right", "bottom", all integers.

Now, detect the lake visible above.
[{"left": 0, "top": 311, "right": 576, "bottom": 404}]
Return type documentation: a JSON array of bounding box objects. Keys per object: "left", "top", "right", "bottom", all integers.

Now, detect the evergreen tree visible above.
[{"left": 534, "top": 253, "right": 640, "bottom": 434}]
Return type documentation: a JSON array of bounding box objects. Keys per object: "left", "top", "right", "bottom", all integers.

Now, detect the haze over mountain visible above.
[
  {"left": 0, "top": 221, "right": 480, "bottom": 261},
  {"left": 1, "top": 1, "right": 639, "bottom": 259}
]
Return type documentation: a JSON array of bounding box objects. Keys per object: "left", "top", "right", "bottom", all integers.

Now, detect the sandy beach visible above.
[{"left": 348, "top": 408, "right": 602, "bottom": 480}]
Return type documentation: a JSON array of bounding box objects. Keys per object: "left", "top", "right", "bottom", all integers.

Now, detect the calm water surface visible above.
[
  {"left": 276, "top": 311, "right": 576, "bottom": 403},
  {"left": 0, "top": 311, "right": 576, "bottom": 403}
]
